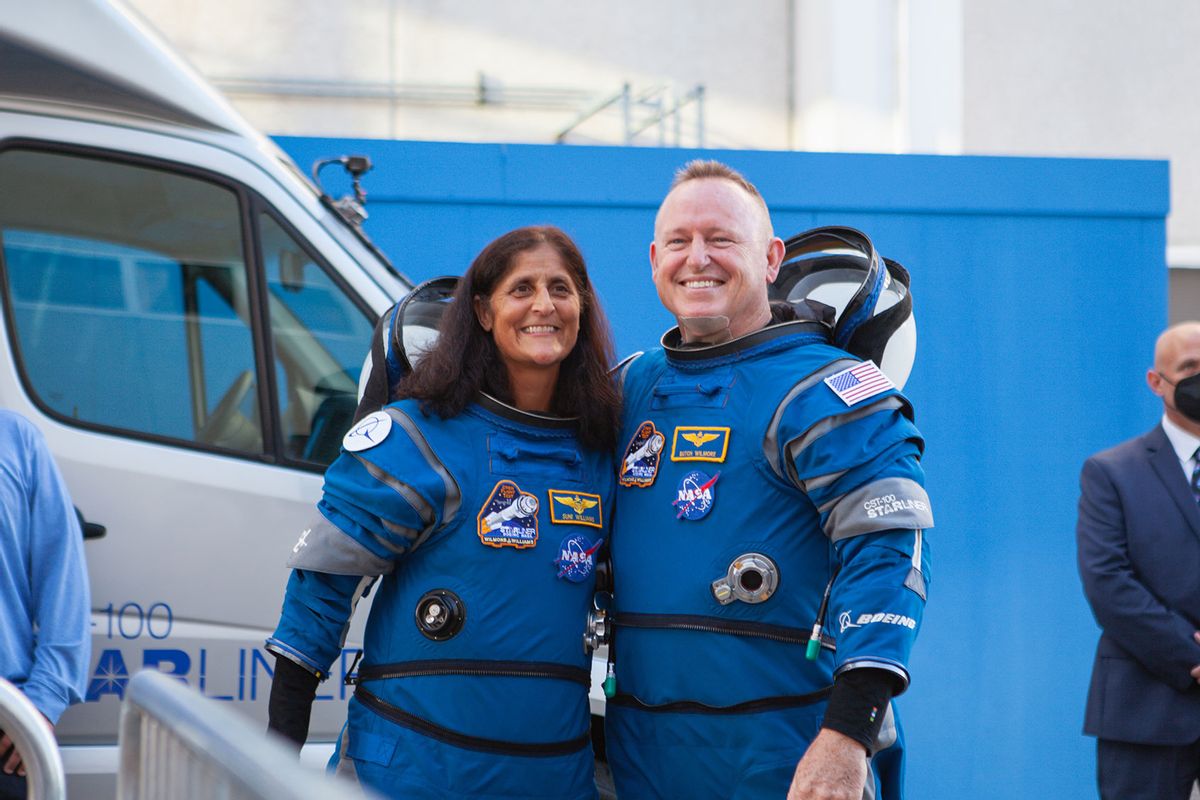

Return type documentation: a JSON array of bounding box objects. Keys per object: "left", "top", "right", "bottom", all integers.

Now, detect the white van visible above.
[{"left": 0, "top": 1, "right": 411, "bottom": 794}]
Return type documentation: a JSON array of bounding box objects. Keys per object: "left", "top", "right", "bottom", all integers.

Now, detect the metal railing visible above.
[
  {"left": 555, "top": 82, "right": 706, "bottom": 147},
  {"left": 118, "top": 669, "right": 377, "bottom": 800},
  {"left": 0, "top": 677, "right": 65, "bottom": 800}
]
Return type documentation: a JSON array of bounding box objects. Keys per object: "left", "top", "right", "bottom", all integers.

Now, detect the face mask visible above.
[{"left": 1162, "top": 372, "right": 1200, "bottom": 423}]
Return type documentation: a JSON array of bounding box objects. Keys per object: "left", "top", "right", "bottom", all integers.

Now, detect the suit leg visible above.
[{"left": 1097, "top": 738, "right": 1200, "bottom": 800}]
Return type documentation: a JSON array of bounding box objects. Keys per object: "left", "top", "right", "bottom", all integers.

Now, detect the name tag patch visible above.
[
  {"left": 477, "top": 480, "right": 539, "bottom": 549},
  {"left": 670, "top": 426, "right": 730, "bottom": 462},
  {"left": 619, "top": 421, "right": 665, "bottom": 488},
  {"left": 548, "top": 489, "right": 603, "bottom": 528}
]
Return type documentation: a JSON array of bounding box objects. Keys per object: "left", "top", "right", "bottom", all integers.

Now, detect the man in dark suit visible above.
[{"left": 1077, "top": 321, "right": 1200, "bottom": 800}]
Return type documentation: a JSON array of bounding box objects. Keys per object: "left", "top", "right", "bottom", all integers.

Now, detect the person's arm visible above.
[
  {"left": 1076, "top": 456, "right": 1200, "bottom": 688},
  {"left": 22, "top": 424, "right": 91, "bottom": 726},
  {"left": 772, "top": 376, "right": 932, "bottom": 798},
  {"left": 266, "top": 568, "right": 370, "bottom": 748},
  {"left": 265, "top": 414, "right": 448, "bottom": 747}
]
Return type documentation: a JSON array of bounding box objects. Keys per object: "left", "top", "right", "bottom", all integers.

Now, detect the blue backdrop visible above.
[{"left": 279, "top": 136, "right": 1169, "bottom": 799}]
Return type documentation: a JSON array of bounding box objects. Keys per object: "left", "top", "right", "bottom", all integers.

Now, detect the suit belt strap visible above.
[
  {"left": 351, "top": 659, "right": 590, "bottom": 686},
  {"left": 608, "top": 686, "right": 833, "bottom": 715},
  {"left": 354, "top": 686, "right": 591, "bottom": 757}
]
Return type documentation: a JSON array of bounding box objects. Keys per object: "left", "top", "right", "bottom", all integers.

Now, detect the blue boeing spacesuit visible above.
[
  {"left": 268, "top": 394, "right": 613, "bottom": 800},
  {"left": 605, "top": 319, "right": 933, "bottom": 799}
]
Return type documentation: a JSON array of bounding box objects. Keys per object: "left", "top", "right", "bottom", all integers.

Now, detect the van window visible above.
[
  {"left": 259, "top": 212, "right": 374, "bottom": 465},
  {"left": 0, "top": 149, "right": 263, "bottom": 453}
]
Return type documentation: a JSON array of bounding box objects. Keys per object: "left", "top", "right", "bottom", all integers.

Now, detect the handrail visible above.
[
  {"left": 118, "top": 669, "right": 377, "bottom": 800},
  {"left": 0, "top": 678, "right": 65, "bottom": 800}
]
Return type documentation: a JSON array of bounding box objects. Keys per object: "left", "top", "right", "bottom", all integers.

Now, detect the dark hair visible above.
[{"left": 396, "top": 226, "right": 619, "bottom": 452}]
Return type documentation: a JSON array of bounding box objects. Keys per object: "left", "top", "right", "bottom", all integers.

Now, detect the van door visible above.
[{"left": 0, "top": 142, "right": 382, "bottom": 753}]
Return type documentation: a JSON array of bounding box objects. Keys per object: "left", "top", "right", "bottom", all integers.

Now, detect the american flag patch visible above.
[{"left": 823, "top": 361, "right": 895, "bottom": 406}]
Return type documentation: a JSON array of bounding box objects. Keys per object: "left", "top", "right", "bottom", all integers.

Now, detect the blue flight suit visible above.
[
  {"left": 605, "top": 321, "right": 933, "bottom": 799},
  {"left": 268, "top": 394, "right": 613, "bottom": 800}
]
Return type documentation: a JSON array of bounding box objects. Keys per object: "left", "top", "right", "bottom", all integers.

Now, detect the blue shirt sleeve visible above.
[{"left": 0, "top": 414, "right": 91, "bottom": 722}]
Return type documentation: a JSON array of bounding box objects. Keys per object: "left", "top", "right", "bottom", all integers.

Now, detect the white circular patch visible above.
[{"left": 343, "top": 410, "right": 392, "bottom": 452}]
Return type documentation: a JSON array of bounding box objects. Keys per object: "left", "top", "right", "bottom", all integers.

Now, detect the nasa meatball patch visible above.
[
  {"left": 619, "top": 420, "right": 665, "bottom": 488},
  {"left": 477, "top": 480, "right": 540, "bottom": 549},
  {"left": 554, "top": 534, "right": 603, "bottom": 582},
  {"left": 673, "top": 469, "right": 719, "bottom": 521}
]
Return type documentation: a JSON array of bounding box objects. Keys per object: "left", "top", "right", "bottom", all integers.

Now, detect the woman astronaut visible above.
[{"left": 265, "top": 226, "right": 619, "bottom": 800}]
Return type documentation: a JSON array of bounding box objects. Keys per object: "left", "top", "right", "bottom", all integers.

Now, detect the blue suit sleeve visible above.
[
  {"left": 778, "top": 381, "right": 933, "bottom": 688},
  {"left": 268, "top": 412, "right": 448, "bottom": 676},
  {"left": 267, "top": 570, "right": 372, "bottom": 679},
  {"left": 1076, "top": 456, "right": 1200, "bottom": 690},
  {"left": 829, "top": 528, "right": 930, "bottom": 688},
  {"left": 23, "top": 424, "right": 91, "bottom": 723}
]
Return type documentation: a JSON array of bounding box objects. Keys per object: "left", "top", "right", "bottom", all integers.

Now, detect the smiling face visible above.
[
  {"left": 475, "top": 244, "right": 582, "bottom": 382},
  {"left": 650, "top": 177, "right": 784, "bottom": 341}
]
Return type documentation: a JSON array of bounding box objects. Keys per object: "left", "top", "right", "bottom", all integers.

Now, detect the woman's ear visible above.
[{"left": 474, "top": 295, "right": 493, "bottom": 332}]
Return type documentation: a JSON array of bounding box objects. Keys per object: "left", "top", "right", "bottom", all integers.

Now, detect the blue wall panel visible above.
[{"left": 277, "top": 136, "right": 1169, "bottom": 799}]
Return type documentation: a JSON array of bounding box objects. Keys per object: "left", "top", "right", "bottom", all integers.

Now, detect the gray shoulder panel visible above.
[
  {"left": 821, "top": 476, "right": 934, "bottom": 541},
  {"left": 286, "top": 518, "right": 394, "bottom": 576},
  {"left": 384, "top": 406, "right": 462, "bottom": 527},
  {"left": 763, "top": 357, "right": 860, "bottom": 483}
]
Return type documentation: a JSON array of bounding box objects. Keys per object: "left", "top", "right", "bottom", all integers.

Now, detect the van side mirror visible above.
[
  {"left": 74, "top": 506, "right": 107, "bottom": 540},
  {"left": 311, "top": 154, "right": 373, "bottom": 228}
]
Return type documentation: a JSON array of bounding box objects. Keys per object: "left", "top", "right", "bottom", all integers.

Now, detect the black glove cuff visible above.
[
  {"left": 267, "top": 655, "right": 321, "bottom": 750},
  {"left": 820, "top": 668, "right": 900, "bottom": 755}
]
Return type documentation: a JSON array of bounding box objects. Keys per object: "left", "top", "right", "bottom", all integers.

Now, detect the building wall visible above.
[{"left": 126, "top": 0, "right": 1197, "bottom": 281}]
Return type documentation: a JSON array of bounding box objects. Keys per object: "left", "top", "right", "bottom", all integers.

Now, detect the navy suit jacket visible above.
[{"left": 1077, "top": 424, "right": 1200, "bottom": 745}]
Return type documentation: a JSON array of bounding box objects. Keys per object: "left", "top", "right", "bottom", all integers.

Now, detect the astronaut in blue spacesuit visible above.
[
  {"left": 265, "top": 226, "right": 620, "bottom": 800},
  {"left": 605, "top": 161, "right": 933, "bottom": 800}
]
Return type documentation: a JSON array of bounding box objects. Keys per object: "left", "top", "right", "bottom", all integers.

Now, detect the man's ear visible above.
[
  {"left": 474, "top": 296, "right": 493, "bottom": 332},
  {"left": 649, "top": 241, "right": 659, "bottom": 279},
  {"left": 1147, "top": 368, "right": 1167, "bottom": 397},
  {"left": 764, "top": 236, "right": 785, "bottom": 283}
]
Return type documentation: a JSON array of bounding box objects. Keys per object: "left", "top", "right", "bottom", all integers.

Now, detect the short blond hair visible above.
[{"left": 665, "top": 159, "right": 773, "bottom": 238}]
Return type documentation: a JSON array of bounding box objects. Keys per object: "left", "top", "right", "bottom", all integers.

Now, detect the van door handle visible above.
[{"left": 74, "top": 506, "right": 107, "bottom": 540}]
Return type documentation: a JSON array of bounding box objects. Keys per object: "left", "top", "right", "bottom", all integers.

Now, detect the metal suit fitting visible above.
[
  {"left": 415, "top": 589, "right": 465, "bottom": 641},
  {"left": 711, "top": 553, "right": 779, "bottom": 605},
  {"left": 583, "top": 591, "right": 612, "bottom": 653}
]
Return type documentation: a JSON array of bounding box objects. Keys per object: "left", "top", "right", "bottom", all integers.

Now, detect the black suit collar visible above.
[{"left": 1144, "top": 424, "right": 1200, "bottom": 540}]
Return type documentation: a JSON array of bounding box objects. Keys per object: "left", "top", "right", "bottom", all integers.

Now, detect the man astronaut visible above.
[{"left": 603, "top": 160, "right": 932, "bottom": 800}]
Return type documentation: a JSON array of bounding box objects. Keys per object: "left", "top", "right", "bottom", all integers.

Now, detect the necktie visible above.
[{"left": 1192, "top": 446, "right": 1200, "bottom": 506}]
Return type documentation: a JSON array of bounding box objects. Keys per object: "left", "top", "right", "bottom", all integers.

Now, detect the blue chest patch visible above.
[
  {"left": 673, "top": 469, "right": 719, "bottom": 520},
  {"left": 554, "top": 534, "right": 603, "bottom": 582},
  {"left": 477, "top": 479, "right": 540, "bottom": 549}
]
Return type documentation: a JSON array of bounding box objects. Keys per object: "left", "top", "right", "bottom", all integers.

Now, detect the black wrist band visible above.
[
  {"left": 820, "top": 668, "right": 900, "bottom": 754},
  {"left": 267, "top": 654, "right": 321, "bottom": 750}
]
